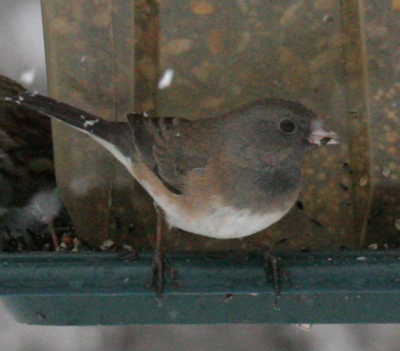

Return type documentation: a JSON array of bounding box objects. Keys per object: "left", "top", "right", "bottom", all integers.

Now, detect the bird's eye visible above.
[{"left": 279, "top": 119, "right": 296, "bottom": 133}]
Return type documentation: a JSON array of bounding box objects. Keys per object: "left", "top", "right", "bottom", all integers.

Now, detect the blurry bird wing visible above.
[{"left": 0, "top": 75, "right": 27, "bottom": 97}]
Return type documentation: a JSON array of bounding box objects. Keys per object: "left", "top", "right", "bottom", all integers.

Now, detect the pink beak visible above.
[{"left": 308, "top": 119, "right": 339, "bottom": 146}]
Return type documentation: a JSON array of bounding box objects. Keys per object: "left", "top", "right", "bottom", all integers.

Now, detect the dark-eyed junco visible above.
[
  {"left": 0, "top": 75, "right": 61, "bottom": 250},
  {"left": 3, "top": 89, "right": 338, "bottom": 294}
]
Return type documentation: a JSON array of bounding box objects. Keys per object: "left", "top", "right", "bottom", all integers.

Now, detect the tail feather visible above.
[
  {"left": 2, "top": 92, "right": 135, "bottom": 156},
  {"left": 8, "top": 92, "right": 107, "bottom": 133}
]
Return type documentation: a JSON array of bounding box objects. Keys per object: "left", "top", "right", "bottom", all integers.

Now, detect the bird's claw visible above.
[
  {"left": 263, "top": 249, "right": 282, "bottom": 308},
  {"left": 148, "top": 251, "right": 177, "bottom": 298}
]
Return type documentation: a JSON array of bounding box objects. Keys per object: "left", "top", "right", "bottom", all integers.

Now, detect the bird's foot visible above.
[
  {"left": 100, "top": 239, "right": 140, "bottom": 260},
  {"left": 263, "top": 248, "right": 283, "bottom": 307},
  {"left": 148, "top": 250, "right": 177, "bottom": 298},
  {"left": 245, "top": 238, "right": 286, "bottom": 308},
  {"left": 116, "top": 245, "right": 140, "bottom": 261}
]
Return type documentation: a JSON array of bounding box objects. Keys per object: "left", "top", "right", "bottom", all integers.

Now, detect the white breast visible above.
[{"left": 162, "top": 200, "right": 289, "bottom": 239}]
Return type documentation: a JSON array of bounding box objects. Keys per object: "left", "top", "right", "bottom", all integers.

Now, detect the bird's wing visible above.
[
  {"left": 127, "top": 114, "right": 213, "bottom": 195},
  {"left": 0, "top": 75, "right": 27, "bottom": 97},
  {"left": 0, "top": 76, "right": 53, "bottom": 159},
  {"left": 0, "top": 76, "right": 55, "bottom": 207}
]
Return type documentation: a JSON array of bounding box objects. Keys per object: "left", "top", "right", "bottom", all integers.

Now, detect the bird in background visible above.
[
  {"left": 2, "top": 80, "right": 339, "bottom": 296},
  {"left": 0, "top": 75, "right": 62, "bottom": 250}
]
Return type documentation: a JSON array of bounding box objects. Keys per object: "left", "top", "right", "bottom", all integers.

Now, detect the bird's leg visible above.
[
  {"left": 151, "top": 204, "right": 165, "bottom": 296},
  {"left": 245, "top": 237, "right": 283, "bottom": 307},
  {"left": 263, "top": 248, "right": 281, "bottom": 301},
  {"left": 48, "top": 219, "right": 59, "bottom": 251},
  {"left": 149, "top": 204, "right": 176, "bottom": 297}
]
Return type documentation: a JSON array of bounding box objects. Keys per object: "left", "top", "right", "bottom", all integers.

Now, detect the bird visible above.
[
  {"left": 0, "top": 75, "right": 62, "bottom": 250},
  {"left": 2, "top": 88, "right": 338, "bottom": 295}
]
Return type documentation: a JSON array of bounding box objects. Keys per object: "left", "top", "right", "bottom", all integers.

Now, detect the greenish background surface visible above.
[{"left": 2, "top": 251, "right": 400, "bottom": 325}]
